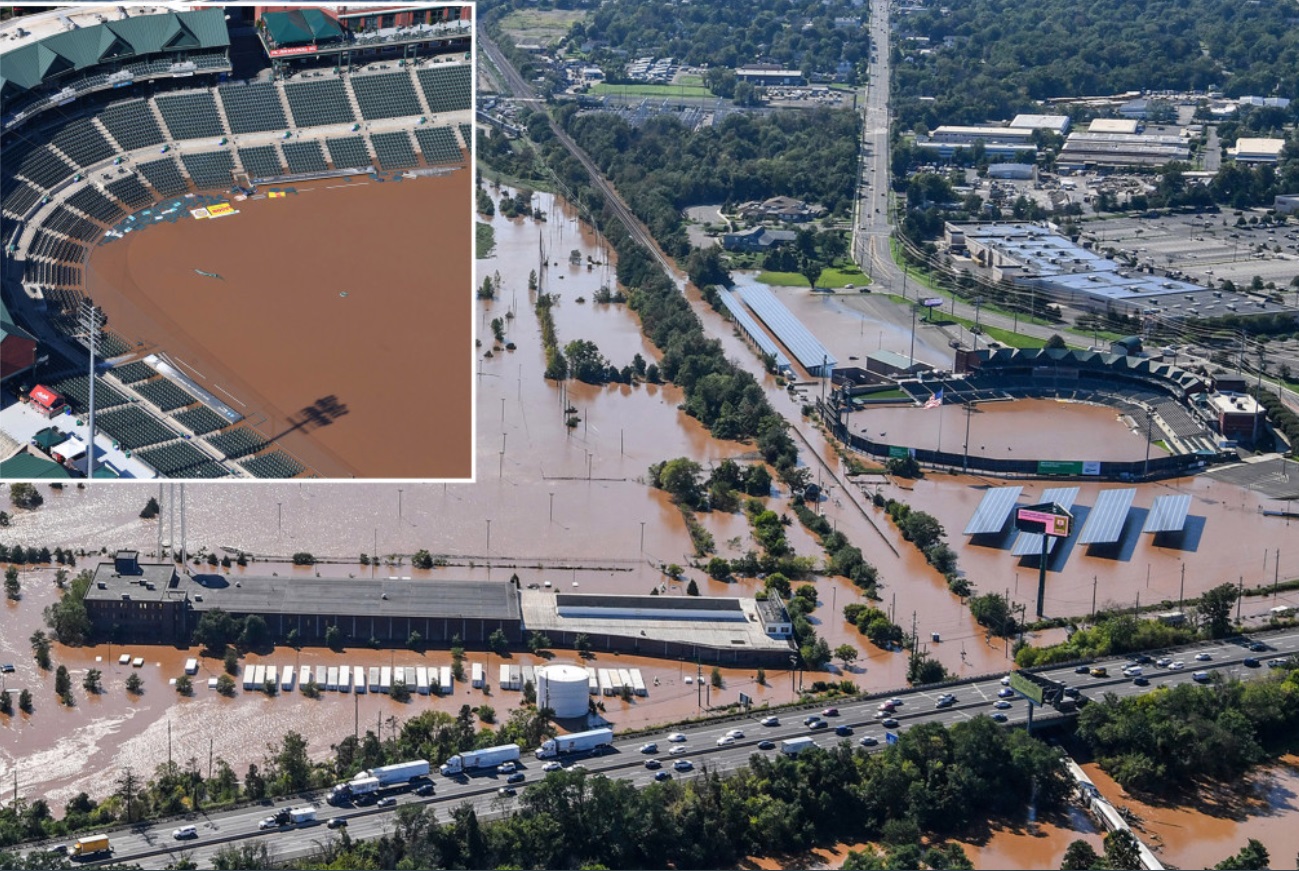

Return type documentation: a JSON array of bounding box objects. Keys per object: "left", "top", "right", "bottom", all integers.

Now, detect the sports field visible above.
[{"left": 84, "top": 171, "right": 472, "bottom": 478}]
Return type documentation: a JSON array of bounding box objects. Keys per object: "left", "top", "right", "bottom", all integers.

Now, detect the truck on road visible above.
[
  {"left": 535, "top": 728, "right": 614, "bottom": 759},
  {"left": 440, "top": 744, "right": 521, "bottom": 776},
  {"left": 71, "top": 835, "right": 111, "bottom": 859},
  {"left": 780, "top": 737, "right": 816, "bottom": 757},
  {"left": 328, "top": 760, "right": 431, "bottom": 804}
]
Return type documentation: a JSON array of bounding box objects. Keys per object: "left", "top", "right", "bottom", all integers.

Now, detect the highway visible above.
[
  {"left": 41, "top": 628, "right": 1297, "bottom": 868},
  {"left": 852, "top": 0, "right": 897, "bottom": 287}
]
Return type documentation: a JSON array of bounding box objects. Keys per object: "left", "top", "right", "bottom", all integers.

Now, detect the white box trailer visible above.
[
  {"left": 618, "top": 669, "right": 633, "bottom": 694},
  {"left": 299, "top": 665, "right": 312, "bottom": 688},
  {"left": 586, "top": 667, "right": 598, "bottom": 694},
  {"left": 508, "top": 665, "right": 521, "bottom": 690},
  {"left": 440, "top": 744, "right": 520, "bottom": 777},
  {"left": 266, "top": 666, "right": 277, "bottom": 688},
  {"left": 339, "top": 665, "right": 351, "bottom": 693},
  {"left": 368, "top": 667, "right": 380, "bottom": 692},
  {"left": 325, "top": 667, "right": 338, "bottom": 691},
  {"left": 242, "top": 665, "right": 256, "bottom": 691},
  {"left": 499, "top": 664, "right": 511, "bottom": 689},
  {"left": 439, "top": 666, "right": 452, "bottom": 695},
  {"left": 598, "top": 669, "right": 613, "bottom": 696},
  {"left": 472, "top": 662, "right": 484, "bottom": 688},
  {"left": 252, "top": 664, "right": 265, "bottom": 689},
  {"left": 282, "top": 665, "right": 296, "bottom": 691},
  {"left": 416, "top": 666, "right": 430, "bottom": 694},
  {"left": 354, "top": 666, "right": 366, "bottom": 694},
  {"left": 183, "top": 658, "right": 198, "bottom": 675},
  {"left": 380, "top": 666, "right": 392, "bottom": 693},
  {"left": 523, "top": 665, "right": 535, "bottom": 688},
  {"left": 631, "top": 670, "right": 647, "bottom": 696}
]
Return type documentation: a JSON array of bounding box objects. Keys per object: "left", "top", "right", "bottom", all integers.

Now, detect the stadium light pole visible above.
[
  {"left": 908, "top": 303, "right": 918, "bottom": 367},
  {"left": 1143, "top": 408, "right": 1153, "bottom": 479}
]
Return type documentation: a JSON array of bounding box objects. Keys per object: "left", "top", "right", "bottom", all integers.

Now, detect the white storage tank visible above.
[{"left": 536, "top": 664, "right": 590, "bottom": 719}]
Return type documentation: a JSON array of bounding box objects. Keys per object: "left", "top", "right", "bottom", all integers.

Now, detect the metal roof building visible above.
[{"left": 734, "top": 279, "right": 837, "bottom": 376}]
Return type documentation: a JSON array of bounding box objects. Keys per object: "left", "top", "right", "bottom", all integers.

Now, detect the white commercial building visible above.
[
  {"left": 1230, "top": 138, "right": 1286, "bottom": 163},
  {"left": 1009, "top": 114, "right": 1070, "bottom": 135}
]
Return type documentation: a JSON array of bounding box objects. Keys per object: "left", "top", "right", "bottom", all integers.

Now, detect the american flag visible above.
[{"left": 924, "top": 389, "right": 944, "bottom": 409}]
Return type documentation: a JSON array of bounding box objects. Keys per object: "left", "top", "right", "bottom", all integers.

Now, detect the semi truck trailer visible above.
[
  {"left": 440, "top": 744, "right": 521, "bottom": 776},
  {"left": 534, "top": 728, "right": 615, "bottom": 759}
]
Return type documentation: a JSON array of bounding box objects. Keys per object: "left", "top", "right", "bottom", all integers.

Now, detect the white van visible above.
[{"left": 172, "top": 826, "right": 197, "bottom": 840}]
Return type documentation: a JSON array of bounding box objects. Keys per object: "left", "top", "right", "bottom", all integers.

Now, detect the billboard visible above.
[
  {"left": 888, "top": 445, "right": 914, "bottom": 459},
  {"left": 1015, "top": 507, "right": 1071, "bottom": 537},
  {"left": 269, "top": 45, "right": 320, "bottom": 57},
  {"left": 1009, "top": 672, "right": 1045, "bottom": 706},
  {"left": 1037, "top": 460, "right": 1083, "bottom": 475},
  {"left": 921, "top": 297, "right": 944, "bottom": 308}
]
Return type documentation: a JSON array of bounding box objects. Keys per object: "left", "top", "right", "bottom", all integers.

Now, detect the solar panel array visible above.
[
  {"left": 735, "top": 281, "right": 837, "bottom": 373},
  {"left": 1077, "top": 488, "right": 1136, "bottom": 545},
  {"left": 963, "top": 486, "right": 1024, "bottom": 535},
  {"left": 715, "top": 289, "right": 791, "bottom": 372},
  {"left": 1143, "top": 494, "right": 1192, "bottom": 533}
]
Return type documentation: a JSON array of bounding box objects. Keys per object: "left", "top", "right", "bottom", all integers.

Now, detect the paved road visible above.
[
  {"left": 852, "top": 0, "right": 896, "bottom": 287},
  {"left": 45, "top": 628, "right": 1298, "bottom": 867}
]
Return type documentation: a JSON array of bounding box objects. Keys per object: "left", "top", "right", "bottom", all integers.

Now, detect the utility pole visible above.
[
  {"left": 1091, "top": 576, "right": 1098, "bottom": 623},
  {"left": 1273, "top": 549, "right": 1281, "bottom": 598},
  {"left": 1237, "top": 575, "right": 1244, "bottom": 624},
  {"left": 1179, "top": 563, "right": 1186, "bottom": 611}
]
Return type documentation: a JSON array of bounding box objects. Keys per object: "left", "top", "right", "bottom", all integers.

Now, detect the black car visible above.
[
  {"left": 935, "top": 695, "right": 956, "bottom": 708},
  {"left": 1243, "top": 657, "right": 1261, "bottom": 668},
  {"left": 757, "top": 740, "right": 776, "bottom": 750},
  {"left": 507, "top": 772, "right": 526, "bottom": 784},
  {"left": 1131, "top": 654, "right": 1153, "bottom": 665},
  {"left": 654, "top": 771, "right": 672, "bottom": 781},
  {"left": 835, "top": 724, "right": 853, "bottom": 736},
  {"left": 1249, "top": 642, "right": 1268, "bottom": 652},
  {"left": 326, "top": 818, "right": 347, "bottom": 829},
  {"left": 644, "top": 758, "right": 662, "bottom": 769},
  {"left": 1132, "top": 676, "right": 1149, "bottom": 686},
  {"left": 1062, "top": 687, "right": 1081, "bottom": 699},
  {"left": 415, "top": 783, "right": 435, "bottom": 797},
  {"left": 809, "top": 719, "right": 829, "bottom": 730},
  {"left": 1075, "top": 665, "right": 1090, "bottom": 674}
]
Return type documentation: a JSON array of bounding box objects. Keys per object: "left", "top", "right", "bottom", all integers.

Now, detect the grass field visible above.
[
  {"left": 757, "top": 267, "right": 869, "bottom": 289},
  {"left": 497, "top": 9, "right": 586, "bottom": 47},
  {"left": 589, "top": 83, "right": 714, "bottom": 98}
]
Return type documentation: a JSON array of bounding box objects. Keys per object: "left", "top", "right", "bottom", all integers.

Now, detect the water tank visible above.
[{"left": 536, "top": 664, "right": 589, "bottom": 718}]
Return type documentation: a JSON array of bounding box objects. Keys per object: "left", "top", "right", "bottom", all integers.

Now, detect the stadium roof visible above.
[
  {"left": 0, "top": 9, "right": 228, "bottom": 101},
  {"left": 0, "top": 452, "right": 71, "bottom": 479},
  {"left": 262, "top": 9, "right": 345, "bottom": 46}
]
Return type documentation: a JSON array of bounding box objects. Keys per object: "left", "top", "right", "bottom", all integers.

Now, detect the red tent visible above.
[{"left": 30, "top": 385, "right": 63, "bottom": 411}]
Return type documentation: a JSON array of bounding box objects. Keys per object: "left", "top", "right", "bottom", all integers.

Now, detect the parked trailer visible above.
[
  {"left": 252, "top": 664, "right": 265, "bottom": 689},
  {"left": 472, "top": 662, "right": 484, "bottom": 687},
  {"left": 440, "top": 744, "right": 521, "bottom": 776},
  {"left": 415, "top": 666, "right": 429, "bottom": 694},
  {"left": 354, "top": 666, "right": 366, "bottom": 694},
  {"left": 587, "top": 667, "right": 598, "bottom": 694},
  {"left": 339, "top": 665, "right": 351, "bottom": 693},
  {"left": 439, "top": 666, "right": 452, "bottom": 695},
  {"left": 282, "top": 665, "right": 295, "bottom": 692},
  {"left": 535, "top": 728, "right": 615, "bottom": 759},
  {"left": 266, "top": 666, "right": 277, "bottom": 688},
  {"left": 380, "top": 666, "right": 392, "bottom": 693},
  {"left": 289, "top": 807, "right": 316, "bottom": 825},
  {"left": 326, "top": 667, "right": 338, "bottom": 691},
  {"left": 499, "top": 663, "right": 511, "bottom": 689},
  {"left": 368, "top": 666, "right": 380, "bottom": 692},
  {"left": 618, "top": 669, "right": 634, "bottom": 694},
  {"left": 183, "top": 658, "right": 198, "bottom": 675},
  {"left": 598, "top": 669, "right": 613, "bottom": 696},
  {"left": 242, "top": 665, "right": 255, "bottom": 691},
  {"left": 523, "top": 665, "right": 535, "bottom": 689},
  {"left": 509, "top": 665, "right": 521, "bottom": 690},
  {"left": 631, "top": 670, "right": 647, "bottom": 696},
  {"left": 299, "top": 665, "right": 312, "bottom": 688}
]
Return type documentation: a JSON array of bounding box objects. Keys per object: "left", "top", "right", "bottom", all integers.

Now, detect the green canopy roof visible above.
[
  {"left": 262, "top": 9, "right": 343, "bottom": 46},
  {"left": 0, "top": 452, "right": 70, "bottom": 479}
]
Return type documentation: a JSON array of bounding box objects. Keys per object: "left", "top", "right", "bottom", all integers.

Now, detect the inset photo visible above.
[{"left": 1, "top": 3, "right": 474, "bottom": 480}]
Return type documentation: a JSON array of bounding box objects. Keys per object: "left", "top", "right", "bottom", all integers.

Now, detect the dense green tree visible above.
[
  {"left": 54, "top": 665, "right": 71, "bottom": 703},
  {"left": 1215, "top": 839, "right": 1270, "bottom": 870},
  {"left": 8, "top": 483, "right": 43, "bottom": 510},
  {"left": 1198, "top": 582, "right": 1240, "bottom": 638},
  {"left": 193, "top": 610, "right": 239, "bottom": 655},
  {"left": 1060, "top": 839, "right": 1103, "bottom": 870},
  {"left": 3, "top": 566, "right": 18, "bottom": 600},
  {"left": 30, "top": 630, "right": 51, "bottom": 669},
  {"left": 1103, "top": 829, "right": 1142, "bottom": 871}
]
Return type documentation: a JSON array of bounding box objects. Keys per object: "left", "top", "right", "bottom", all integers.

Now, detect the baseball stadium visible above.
[{"left": 0, "top": 4, "right": 473, "bottom": 480}]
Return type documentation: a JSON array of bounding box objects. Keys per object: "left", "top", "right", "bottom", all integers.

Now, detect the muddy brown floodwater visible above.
[
  {"left": 85, "top": 170, "right": 472, "bottom": 478},
  {"left": 2, "top": 182, "right": 1294, "bottom": 868}
]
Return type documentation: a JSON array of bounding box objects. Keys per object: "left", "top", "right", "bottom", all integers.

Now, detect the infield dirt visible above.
[{"left": 84, "top": 169, "right": 472, "bottom": 478}]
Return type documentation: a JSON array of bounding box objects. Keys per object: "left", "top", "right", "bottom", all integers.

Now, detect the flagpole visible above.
[{"left": 937, "top": 398, "right": 945, "bottom": 453}]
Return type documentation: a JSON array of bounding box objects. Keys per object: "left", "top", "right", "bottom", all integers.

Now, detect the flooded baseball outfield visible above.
[{"left": 3, "top": 187, "right": 1296, "bottom": 866}]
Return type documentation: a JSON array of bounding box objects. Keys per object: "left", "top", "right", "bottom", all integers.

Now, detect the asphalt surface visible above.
[
  {"left": 40, "top": 627, "right": 1298, "bottom": 868},
  {"left": 852, "top": 0, "right": 896, "bottom": 287}
]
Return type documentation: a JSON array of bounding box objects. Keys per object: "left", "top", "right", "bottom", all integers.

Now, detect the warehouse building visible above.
[
  {"left": 83, "top": 553, "right": 524, "bottom": 646},
  {"left": 1229, "top": 138, "right": 1286, "bottom": 164},
  {"left": 1058, "top": 130, "right": 1190, "bottom": 170},
  {"left": 1009, "top": 114, "right": 1070, "bottom": 135}
]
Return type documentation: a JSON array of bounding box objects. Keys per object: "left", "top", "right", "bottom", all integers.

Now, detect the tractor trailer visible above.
[
  {"left": 71, "top": 835, "right": 111, "bottom": 858},
  {"left": 780, "top": 736, "right": 816, "bottom": 756},
  {"left": 329, "top": 760, "right": 431, "bottom": 803},
  {"left": 440, "top": 744, "right": 521, "bottom": 776},
  {"left": 534, "top": 728, "right": 615, "bottom": 759}
]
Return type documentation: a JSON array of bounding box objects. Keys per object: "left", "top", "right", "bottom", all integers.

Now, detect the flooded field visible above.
[{"left": 1083, "top": 757, "right": 1299, "bottom": 869}]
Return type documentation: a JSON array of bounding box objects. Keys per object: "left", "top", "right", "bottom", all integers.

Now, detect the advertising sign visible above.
[
  {"left": 921, "top": 297, "right": 944, "bottom": 307},
  {"left": 1008, "top": 672, "right": 1045, "bottom": 706},
  {"left": 1037, "top": 460, "right": 1083, "bottom": 475},
  {"left": 269, "top": 45, "right": 320, "bottom": 57},
  {"left": 888, "top": 445, "right": 914, "bottom": 459},
  {"left": 1016, "top": 507, "right": 1071, "bottom": 537}
]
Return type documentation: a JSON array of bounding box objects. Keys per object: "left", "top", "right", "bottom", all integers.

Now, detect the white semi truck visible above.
[
  {"left": 439, "top": 743, "right": 521, "bottom": 776},
  {"left": 328, "top": 759, "right": 431, "bottom": 804},
  {"left": 534, "top": 728, "right": 615, "bottom": 759},
  {"left": 780, "top": 736, "right": 816, "bottom": 756}
]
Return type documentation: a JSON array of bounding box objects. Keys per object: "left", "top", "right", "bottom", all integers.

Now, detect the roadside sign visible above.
[
  {"left": 921, "top": 297, "right": 944, "bottom": 308},
  {"left": 1009, "top": 671, "right": 1045, "bottom": 706},
  {"left": 1014, "top": 502, "right": 1072, "bottom": 538},
  {"left": 738, "top": 692, "right": 752, "bottom": 708},
  {"left": 885, "top": 731, "right": 899, "bottom": 745}
]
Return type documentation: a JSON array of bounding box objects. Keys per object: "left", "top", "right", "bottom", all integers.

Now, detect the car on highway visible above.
[
  {"left": 326, "top": 818, "right": 347, "bottom": 829},
  {"left": 1243, "top": 657, "right": 1261, "bottom": 668},
  {"left": 1195, "top": 652, "right": 1212, "bottom": 662},
  {"left": 887, "top": 698, "right": 903, "bottom": 708},
  {"left": 1000, "top": 675, "right": 1012, "bottom": 685},
  {"left": 716, "top": 735, "right": 736, "bottom": 746},
  {"left": 415, "top": 783, "right": 435, "bottom": 797},
  {"left": 757, "top": 740, "right": 776, "bottom": 750},
  {"left": 1156, "top": 657, "right": 1173, "bottom": 668},
  {"left": 993, "top": 700, "right": 1012, "bottom": 710},
  {"left": 822, "top": 707, "right": 839, "bottom": 717},
  {"left": 1122, "top": 666, "right": 1142, "bottom": 677},
  {"left": 172, "top": 826, "right": 197, "bottom": 840},
  {"left": 991, "top": 713, "right": 1009, "bottom": 723},
  {"left": 1132, "top": 676, "right": 1149, "bottom": 686},
  {"left": 507, "top": 772, "right": 526, "bottom": 784},
  {"left": 669, "top": 745, "right": 689, "bottom": 756},
  {"left": 877, "top": 701, "right": 897, "bottom": 712},
  {"left": 998, "top": 687, "right": 1015, "bottom": 698},
  {"left": 881, "top": 718, "right": 900, "bottom": 729},
  {"left": 259, "top": 817, "right": 278, "bottom": 831},
  {"left": 654, "top": 770, "right": 672, "bottom": 781},
  {"left": 498, "top": 786, "right": 516, "bottom": 797},
  {"left": 859, "top": 736, "right": 879, "bottom": 747},
  {"left": 567, "top": 763, "right": 587, "bottom": 772},
  {"left": 935, "top": 694, "right": 956, "bottom": 708},
  {"left": 673, "top": 759, "right": 694, "bottom": 772},
  {"left": 1063, "top": 687, "right": 1081, "bottom": 699},
  {"left": 1249, "top": 641, "right": 1269, "bottom": 652},
  {"left": 761, "top": 716, "right": 780, "bottom": 727},
  {"left": 809, "top": 719, "right": 829, "bottom": 730},
  {"left": 1131, "top": 655, "right": 1154, "bottom": 665},
  {"left": 0, "top": 664, "right": 14, "bottom": 673},
  {"left": 1075, "top": 665, "right": 1091, "bottom": 674},
  {"left": 804, "top": 715, "right": 822, "bottom": 726},
  {"left": 835, "top": 724, "right": 854, "bottom": 736},
  {"left": 1090, "top": 667, "right": 1108, "bottom": 677},
  {"left": 1169, "top": 661, "right": 1185, "bottom": 670},
  {"left": 377, "top": 796, "right": 397, "bottom": 808},
  {"left": 644, "top": 758, "right": 662, "bottom": 770},
  {"left": 541, "top": 761, "right": 563, "bottom": 772},
  {"left": 727, "top": 729, "right": 745, "bottom": 739},
  {"left": 1268, "top": 658, "right": 1290, "bottom": 668},
  {"left": 640, "top": 742, "right": 658, "bottom": 754},
  {"left": 667, "top": 732, "right": 688, "bottom": 743},
  {"left": 498, "top": 761, "right": 517, "bottom": 774},
  {"left": 1193, "top": 671, "right": 1211, "bottom": 682}
]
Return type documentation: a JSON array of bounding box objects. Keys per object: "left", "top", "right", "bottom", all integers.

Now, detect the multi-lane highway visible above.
[
  {"left": 852, "top": 0, "right": 896, "bottom": 286},
  {"left": 41, "top": 628, "right": 1297, "bottom": 868}
]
